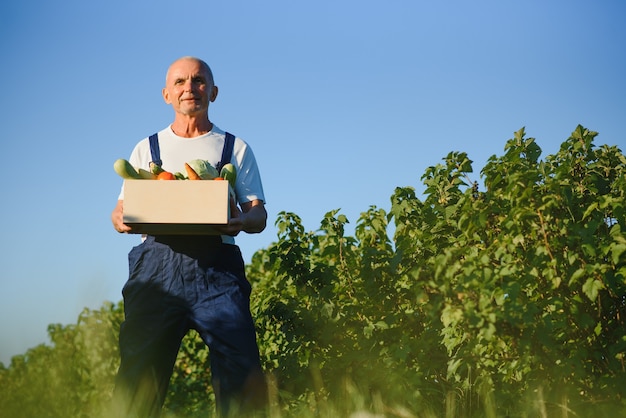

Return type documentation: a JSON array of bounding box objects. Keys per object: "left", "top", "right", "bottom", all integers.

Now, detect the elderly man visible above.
[{"left": 111, "top": 56, "right": 267, "bottom": 417}]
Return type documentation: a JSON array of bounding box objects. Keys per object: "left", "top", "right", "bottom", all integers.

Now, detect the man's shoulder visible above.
[
  {"left": 212, "top": 126, "right": 251, "bottom": 149},
  {"left": 211, "top": 124, "right": 225, "bottom": 136}
]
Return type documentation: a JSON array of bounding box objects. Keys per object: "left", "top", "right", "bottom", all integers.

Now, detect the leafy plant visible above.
[{"left": 1, "top": 125, "right": 624, "bottom": 417}]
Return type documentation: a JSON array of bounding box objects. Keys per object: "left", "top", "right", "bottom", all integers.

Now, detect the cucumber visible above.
[
  {"left": 113, "top": 159, "right": 142, "bottom": 179},
  {"left": 137, "top": 168, "right": 157, "bottom": 179}
]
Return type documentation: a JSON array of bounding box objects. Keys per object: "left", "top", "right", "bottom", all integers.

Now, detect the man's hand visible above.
[
  {"left": 112, "top": 200, "right": 133, "bottom": 233},
  {"left": 212, "top": 197, "right": 267, "bottom": 236}
]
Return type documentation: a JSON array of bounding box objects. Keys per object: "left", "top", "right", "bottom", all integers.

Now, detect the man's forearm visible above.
[{"left": 242, "top": 204, "right": 267, "bottom": 234}]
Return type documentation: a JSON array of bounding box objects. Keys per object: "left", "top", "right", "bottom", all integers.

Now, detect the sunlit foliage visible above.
[{"left": 1, "top": 126, "right": 624, "bottom": 417}]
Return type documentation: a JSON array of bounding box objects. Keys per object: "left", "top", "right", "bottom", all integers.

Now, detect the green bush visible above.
[
  {"left": 1, "top": 125, "right": 624, "bottom": 417},
  {"left": 249, "top": 125, "right": 626, "bottom": 417}
]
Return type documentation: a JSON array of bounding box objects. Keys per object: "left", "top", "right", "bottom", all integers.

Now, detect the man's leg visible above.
[
  {"left": 192, "top": 244, "right": 268, "bottom": 416},
  {"left": 112, "top": 239, "right": 190, "bottom": 418},
  {"left": 113, "top": 316, "right": 186, "bottom": 417}
]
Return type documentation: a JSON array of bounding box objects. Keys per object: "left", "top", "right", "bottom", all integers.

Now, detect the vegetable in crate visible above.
[
  {"left": 113, "top": 159, "right": 142, "bottom": 179},
  {"left": 186, "top": 159, "right": 219, "bottom": 179},
  {"left": 220, "top": 163, "right": 237, "bottom": 188},
  {"left": 184, "top": 163, "right": 202, "bottom": 180}
]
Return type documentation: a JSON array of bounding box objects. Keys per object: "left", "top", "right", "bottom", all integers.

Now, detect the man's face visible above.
[{"left": 162, "top": 59, "right": 217, "bottom": 116}]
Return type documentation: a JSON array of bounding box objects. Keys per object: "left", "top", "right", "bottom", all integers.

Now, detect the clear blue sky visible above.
[{"left": 1, "top": 0, "right": 624, "bottom": 365}]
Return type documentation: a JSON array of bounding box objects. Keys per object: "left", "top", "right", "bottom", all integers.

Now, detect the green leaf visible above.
[
  {"left": 582, "top": 277, "right": 604, "bottom": 301},
  {"left": 569, "top": 268, "right": 586, "bottom": 286},
  {"left": 582, "top": 202, "right": 598, "bottom": 220},
  {"left": 611, "top": 243, "right": 626, "bottom": 265}
]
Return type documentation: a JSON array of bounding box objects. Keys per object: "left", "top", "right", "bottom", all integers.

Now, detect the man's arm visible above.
[
  {"left": 239, "top": 199, "right": 267, "bottom": 233},
  {"left": 111, "top": 200, "right": 133, "bottom": 233},
  {"left": 214, "top": 198, "right": 267, "bottom": 236}
]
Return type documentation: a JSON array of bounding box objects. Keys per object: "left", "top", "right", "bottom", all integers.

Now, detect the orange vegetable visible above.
[
  {"left": 157, "top": 171, "right": 176, "bottom": 180},
  {"left": 213, "top": 177, "right": 225, "bottom": 180},
  {"left": 184, "top": 163, "right": 202, "bottom": 180}
]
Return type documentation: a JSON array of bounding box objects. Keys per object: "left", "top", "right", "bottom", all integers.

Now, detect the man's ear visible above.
[
  {"left": 162, "top": 87, "right": 171, "bottom": 104},
  {"left": 210, "top": 86, "right": 218, "bottom": 102}
]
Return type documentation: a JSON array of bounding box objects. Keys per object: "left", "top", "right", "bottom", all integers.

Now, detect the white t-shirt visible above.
[{"left": 118, "top": 124, "right": 265, "bottom": 244}]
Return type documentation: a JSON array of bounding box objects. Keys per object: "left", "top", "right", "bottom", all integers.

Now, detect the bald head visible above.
[{"left": 166, "top": 56, "right": 214, "bottom": 87}]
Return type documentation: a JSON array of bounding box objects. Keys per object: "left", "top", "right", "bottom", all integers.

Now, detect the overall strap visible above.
[
  {"left": 148, "top": 133, "right": 162, "bottom": 166},
  {"left": 217, "top": 132, "right": 235, "bottom": 173},
  {"left": 148, "top": 131, "right": 233, "bottom": 171}
]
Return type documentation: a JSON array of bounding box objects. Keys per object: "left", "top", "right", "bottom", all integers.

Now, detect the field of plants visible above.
[{"left": 1, "top": 125, "right": 624, "bottom": 417}]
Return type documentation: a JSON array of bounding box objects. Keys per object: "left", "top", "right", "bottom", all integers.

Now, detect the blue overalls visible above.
[{"left": 112, "top": 133, "right": 266, "bottom": 417}]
